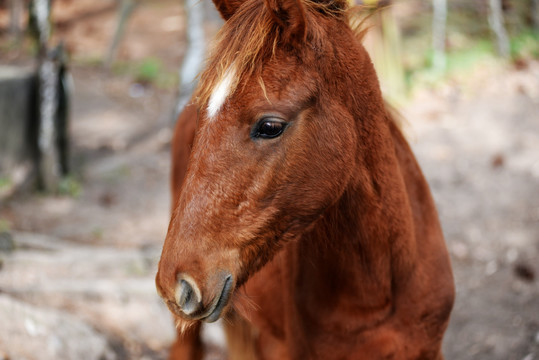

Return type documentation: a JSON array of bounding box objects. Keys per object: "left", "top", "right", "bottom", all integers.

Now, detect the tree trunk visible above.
[
  {"left": 432, "top": 0, "right": 447, "bottom": 71},
  {"left": 36, "top": 58, "right": 61, "bottom": 190},
  {"left": 532, "top": 0, "right": 539, "bottom": 30},
  {"left": 174, "top": 0, "right": 207, "bottom": 118},
  {"left": 488, "top": 0, "right": 510, "bottom": 58},
  {"left": 105, "top": 0, "right": 137, "bottom": 68},
  {"left": 9, "top": 0, "right": 24, "bottom": 43},
  {"left": 29, "top": 0, "right": 71, "bottom": 191}
]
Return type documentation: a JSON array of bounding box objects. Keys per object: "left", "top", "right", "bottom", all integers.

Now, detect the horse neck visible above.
[{"left": 288, "top": 56, "right": 419, "bottom": 329}]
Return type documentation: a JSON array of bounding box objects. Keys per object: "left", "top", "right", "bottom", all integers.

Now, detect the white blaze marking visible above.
[{"left": 207, "top": 66, "right": 237, "bottom": 119}]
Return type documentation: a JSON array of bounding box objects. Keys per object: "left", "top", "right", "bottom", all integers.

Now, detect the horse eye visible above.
[{"left": 253, "top": 119, "right": 287, "bottom": 139}]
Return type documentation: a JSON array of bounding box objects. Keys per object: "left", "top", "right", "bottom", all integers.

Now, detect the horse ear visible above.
[
  {"left": 212, "top": 0, "right": 246, "bottom": 20},
  {"left": 264, "top": 0, "right": 307, "bottom": 43}
]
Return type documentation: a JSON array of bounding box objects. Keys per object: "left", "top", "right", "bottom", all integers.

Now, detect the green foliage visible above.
[
  {"left": 394, "top": 1, "right": 537, "bottom": 97},
  {"left": 74, "top": 56, "right": 104, "bottom": 67},
  {"left": 58, "top": 176, "right": 82, "bottom": 198},
  {"left": 0, "top": 219, "right": 11, "bottom": 233},
  {"left": 401, "top": 38, "right": 499, "bottom": 95},
  {"left": 103, "top": 165, "right": 131, "bottom": 184},
  {"left": 136, "top": 57, "right": 162, "bottom": 83},
  {"left": 445, "top": 39, "right": 495, "bottom": 72},
  {"left": 401, "top": 26, "right": 537, "bottom": 95},
  {"left": 111, "top": 58, "right": 177, "bottom": 89},
  {"left": 91, "top": 227, "right": 104, "bottom": 241},
  {"left": 0, "top": 177, "right": 12, "bottom": 190},
  {"left": 510, "top": 30, "right": 539, "bottom": 59}
]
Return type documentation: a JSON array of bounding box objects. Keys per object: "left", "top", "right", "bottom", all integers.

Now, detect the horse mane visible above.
[{"left": 194, "top": 0, "right": 373, "bottom": 110}]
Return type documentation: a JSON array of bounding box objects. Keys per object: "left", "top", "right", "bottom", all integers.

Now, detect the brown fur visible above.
[{"left": 156, "top": 0, "right": 455, "bottom": 358}]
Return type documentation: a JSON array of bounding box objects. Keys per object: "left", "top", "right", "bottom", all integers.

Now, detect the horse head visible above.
[{"left": 156, "top": 0, "right": 384, "bottom": 328}]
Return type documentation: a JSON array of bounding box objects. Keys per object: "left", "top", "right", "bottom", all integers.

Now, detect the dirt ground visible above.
[
  {"left": 0, "top": 1, "right": 538, "bottom": 359},
  {"left": 403, "top": 61, "right": 539, "bottom": 359}
]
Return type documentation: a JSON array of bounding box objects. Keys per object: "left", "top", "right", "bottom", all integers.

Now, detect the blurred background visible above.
[{"left": 0, "top": 0, "right": 537, "bottom": 359}]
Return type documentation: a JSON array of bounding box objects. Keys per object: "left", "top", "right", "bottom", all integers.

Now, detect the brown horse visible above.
[{"left": 156, "top": 0, "right": 455, "bottom": 358}]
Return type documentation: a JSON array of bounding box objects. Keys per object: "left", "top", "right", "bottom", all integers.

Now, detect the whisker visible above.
[{"left": 231, "top": 288, "right": 259, "bottom": 322}]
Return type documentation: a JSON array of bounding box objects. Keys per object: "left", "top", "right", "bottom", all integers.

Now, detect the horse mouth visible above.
[{"left": 203, "top": 275, "right": 234, "bottom": 323}]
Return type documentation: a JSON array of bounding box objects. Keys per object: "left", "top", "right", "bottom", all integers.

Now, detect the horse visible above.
[{"left": 156, "top": 0, "right": 455, "bottom": 358}]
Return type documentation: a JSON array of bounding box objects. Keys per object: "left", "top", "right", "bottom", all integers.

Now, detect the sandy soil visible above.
[{"left": 0, "top": 1, "right": 538, "bottom": 359}]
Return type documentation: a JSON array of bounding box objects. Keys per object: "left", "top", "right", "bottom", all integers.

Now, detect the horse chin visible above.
[
  {"left": 174, "top": 316, "right": 199, "bottom": 335},
  {"left": 173, "top": 297, "right": 235, "bottom": 332}
]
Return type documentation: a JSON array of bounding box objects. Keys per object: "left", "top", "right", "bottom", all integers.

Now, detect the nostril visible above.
[
  {"left": 175, "top": 275, "right": 202, "bottom": 316},
  {"left": 177, "top": 280, "right": 192, "bottom": 308}
]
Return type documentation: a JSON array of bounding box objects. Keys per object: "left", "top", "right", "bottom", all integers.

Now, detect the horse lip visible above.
[{"left": 202, "top": 275, "right": 234, "bottom": 323}]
